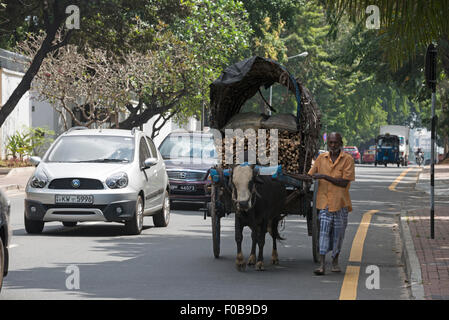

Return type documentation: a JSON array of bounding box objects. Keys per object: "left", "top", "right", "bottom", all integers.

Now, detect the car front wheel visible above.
[
  {"left": 153, "top": 190, "right": 170, "bottom": 227},
  {"left": 124, "top": 196, "right": 144, "bottom": 235},
  {"left": 24, "top": 215, "right": 44, "bottom": 234}
]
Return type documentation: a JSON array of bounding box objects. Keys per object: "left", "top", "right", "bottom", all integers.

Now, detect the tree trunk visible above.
[{"left": 0, "top": 2, "right": 67, "bottom": 128}]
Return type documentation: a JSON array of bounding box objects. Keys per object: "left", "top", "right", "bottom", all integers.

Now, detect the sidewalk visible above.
[
  {"left": 415, "top": 164, "right": 449, "bottom": 196},
  {"left": 0, "top": 167, "right": 35, "bottom": 192},
  {"left": 401, "top": 164, "right": 449, "bottom": 300}
]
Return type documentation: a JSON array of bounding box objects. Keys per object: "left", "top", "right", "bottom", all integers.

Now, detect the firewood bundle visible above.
[{"left": 217, "top": 130, "right": 304, "bottom": 174}]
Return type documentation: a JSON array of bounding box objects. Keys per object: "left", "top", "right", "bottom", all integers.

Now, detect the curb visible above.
[
  {"left": 399, "top": 210, "right": 425, "bottom": 300},
  {"left": 5, "top": 166, "right": 35, "bottom": 177},
  {"left": 0, "top": 168, "right": 12, "bottom": 175},
  {"left": 0, "top": 184, "right": 21, "bottom": 191},
  {"left": 400, "top": 169, "right": 425, "bottom": 299}
]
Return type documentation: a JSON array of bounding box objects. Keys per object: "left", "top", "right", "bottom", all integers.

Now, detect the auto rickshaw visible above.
[{"left": 375, "top": 134, "right": 401, "bottom": 167}]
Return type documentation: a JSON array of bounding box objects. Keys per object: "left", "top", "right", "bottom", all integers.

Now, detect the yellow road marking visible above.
[
  {"left": 349, "top": 210, "right": 378, "bottom": 262},
  {"left": 339, "top": 265, "right": 361, "bottom": 300},
  {"left": 388, "top": 168, "right": 413, "bottom": 191},
  {"left": 339, "top": 210, "right": 377, "bottom": 300},
  {"left": 339, "top": 168, "right": 415, "bottom": 299}
]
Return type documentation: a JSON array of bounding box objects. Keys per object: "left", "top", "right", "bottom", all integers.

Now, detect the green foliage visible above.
[
  {"left": 241, "top": 0, "right": 301, "bottom": 38},
  {"left": 322, "top": 0, "right": 449, "bottom": 70},
  {"left": 168, "top": 0, "right": 253, "bottom": 124},
  {"left": 28, "top": 126, "right": 55, "bottom": 157},
  {"left": 5, "top": 127, "right": 54, "bottom": 160},
  {"left": 6, "top": 131, "right": 31, "bottom": 160}
]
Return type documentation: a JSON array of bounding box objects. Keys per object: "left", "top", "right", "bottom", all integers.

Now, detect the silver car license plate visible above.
[{"left": 55, "top": 195, "right": 94, "bottom": 204}]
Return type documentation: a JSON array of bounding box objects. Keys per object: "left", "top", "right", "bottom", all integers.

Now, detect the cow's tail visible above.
[{"left": 269, "top": 214, "right": 287, "bottom": 241}]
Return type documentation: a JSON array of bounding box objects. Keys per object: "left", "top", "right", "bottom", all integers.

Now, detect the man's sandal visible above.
[
  {"left": 314, "top": 267, "right": 325, "bottom": 275},
  {"left": 331, "top": 265, "right": 341, "bottom": 273}
]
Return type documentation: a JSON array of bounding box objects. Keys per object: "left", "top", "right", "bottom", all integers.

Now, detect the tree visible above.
[
  {"left": 20, "top": 28, "right": 198, "bottom": 130},
  {"left": 18, "top": 1, "right": 253, "bottom": 135},
  {"left": 0, "top": 0, "right": 75, "bottom": 128},
  {"left": 0, "top": 0, "right": 192, "bottom": 129},
  {"left": 322, "top": 0, "right": 449, "bottom": 154}
]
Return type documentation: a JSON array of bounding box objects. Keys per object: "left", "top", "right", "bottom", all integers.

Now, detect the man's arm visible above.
[
  {"left": 312, "top": 156, "right": 354, "bottom": 188},
  {"left": 312, "top": 174, "right": 350, "bottom": 188}
]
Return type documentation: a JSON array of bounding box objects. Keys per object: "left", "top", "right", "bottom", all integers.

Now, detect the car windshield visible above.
[
  {"left": 46, "top": 136, "right": 135, "bottom": 163},
  {"left": 159, "top": 135, "right": 217, "bottom": 160},
  {"left": 344, "top": 148, "right": 356, "bottom": 152}
]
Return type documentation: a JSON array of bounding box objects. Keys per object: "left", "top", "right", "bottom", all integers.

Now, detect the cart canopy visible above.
[{"left": 209, "top": 56, "right": 303, "bottom": 130}]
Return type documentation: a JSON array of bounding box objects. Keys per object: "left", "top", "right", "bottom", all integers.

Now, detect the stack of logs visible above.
[{"left": 218, "top": 130, "right": 303, "bottom": 174}]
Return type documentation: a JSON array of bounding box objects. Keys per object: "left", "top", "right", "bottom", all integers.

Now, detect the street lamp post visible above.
[{"left": 268, "top": 51, "right": 308, "bottom": 114}]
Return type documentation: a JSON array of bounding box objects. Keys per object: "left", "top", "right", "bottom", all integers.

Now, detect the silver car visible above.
[{"left": 24, "top": 127, "right": 170, "bottom": 235}]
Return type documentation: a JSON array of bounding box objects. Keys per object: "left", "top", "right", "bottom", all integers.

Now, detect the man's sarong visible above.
[{"left": 318, "top": 207, "right": 349, "bottom": 258}]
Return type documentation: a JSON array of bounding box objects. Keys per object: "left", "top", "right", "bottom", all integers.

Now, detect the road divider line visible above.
[
  {"left": 348, "top": 210, "right": 378, "bottom": 262},
  {"left": 339, "top": 209, "right": 378, "bottom": 300},
  {"left": 388, "top": 168, "right": 413, "bottom": 191},
  {"left": 339, "top": 265, "right": 361, "bottom": 300}
]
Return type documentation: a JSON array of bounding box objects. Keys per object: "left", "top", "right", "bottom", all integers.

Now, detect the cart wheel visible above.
[
  {"left": 210, "top": 184, "right": 221, "bottom": 258},
  {"left": 312, "top": 180, "right": 320, "bottom": 263}
]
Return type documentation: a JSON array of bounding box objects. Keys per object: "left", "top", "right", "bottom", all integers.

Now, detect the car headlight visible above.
[
  {"left": 106, "top": 172, "right": 128, "bottom": 189},
  {"left": 30, "top": 170, "right": 49, "bottom": 188}
]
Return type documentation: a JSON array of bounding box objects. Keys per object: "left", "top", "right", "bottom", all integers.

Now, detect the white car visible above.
[{"left": 24, "top": 127, "right": 170, "bottom": 235}]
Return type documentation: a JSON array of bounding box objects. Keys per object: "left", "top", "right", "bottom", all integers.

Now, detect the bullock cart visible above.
[{"left": 206, "top": 56, "right": 321, "bottom": 263}]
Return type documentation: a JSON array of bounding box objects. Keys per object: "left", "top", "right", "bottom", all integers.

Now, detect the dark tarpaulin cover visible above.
[{"left": 209, "top": 56, "right": 299, "bottom": 130}]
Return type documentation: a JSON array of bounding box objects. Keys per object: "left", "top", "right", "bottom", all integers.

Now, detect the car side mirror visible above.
[
  {"left": 30, "top": 156, "right": 42, "bottom": 166},
  {"left": 143, "top": 157, "right": 158, "bottom": 169}
]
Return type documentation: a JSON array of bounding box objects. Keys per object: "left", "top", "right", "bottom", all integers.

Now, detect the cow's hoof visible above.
[
  {"left": 236, "top": 261, "right": 246, "bottom": 271},
  {"left": 236, "top": 253, "right": 246, "bottom": 271},
  {"left": 256, "top": 261, "right": 265, "bottom": 271},
  {"left": 247, "top": 254, "right": 256, "bottom": 266},
  {"left": 271, "top": 250, "right": 279, "bottom": 265}
]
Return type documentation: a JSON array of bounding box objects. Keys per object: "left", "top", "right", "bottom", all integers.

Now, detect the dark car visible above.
[
  {"left": 159, "top": 131, "right": 218, "bottom": 207},
  {"left": 343, "top": 146, "right": 361, "bottom": 164},
  {"left": 0, "top": 189, "right": 11, "bottom": 292}
]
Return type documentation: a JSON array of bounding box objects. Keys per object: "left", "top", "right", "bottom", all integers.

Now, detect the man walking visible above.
[{"left": 308, "top": 132, "right": 355, "bottom": 275}]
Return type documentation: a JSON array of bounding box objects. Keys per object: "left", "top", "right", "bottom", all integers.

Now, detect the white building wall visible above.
[{"left": 1, "top": 68, "right": 32, "bottom": 159}]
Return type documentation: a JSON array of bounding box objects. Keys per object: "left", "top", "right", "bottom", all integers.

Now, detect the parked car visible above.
[
  {"left": 0, "top": 189, "right": 11, "bottom": 292},
  {"left": 24, "top": 127, "right": 170, "bottom": 235},
  {"left": 343, "top": 146, "right": 361, "bottom": 164},
  {"left": 159, "top": 131, "right": 218, "bottom": 206},
  {"left": 362, "top": 149, "right": 376, "bottom": 164}
]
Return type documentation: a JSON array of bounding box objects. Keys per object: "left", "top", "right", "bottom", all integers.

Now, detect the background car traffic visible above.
[
  {"left": 362, "top": 146, "right": 376, "bottom": 164},
  {"left": 343, "top": 146, "right": 361, "bottom": 164},
  {"left": 159, "top": 131, "right": 217, "bottom": 208}
]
